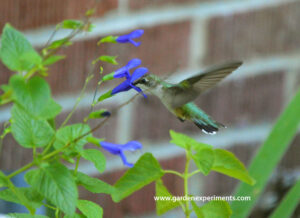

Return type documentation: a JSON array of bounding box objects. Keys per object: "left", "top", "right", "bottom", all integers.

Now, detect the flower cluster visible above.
[{"left": 99, "top": 30, "right": 147, "bottom": 167}]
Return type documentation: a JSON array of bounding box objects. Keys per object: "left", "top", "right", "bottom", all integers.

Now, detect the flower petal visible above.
[
  {"left": 120, "top": 151, "right": 134, "bottom": 167},
  {"left": 100, "top": 141, "right": 120, "bottom": 155},
  {"left": 126, "top": 58, "right": 141, "bottom": 69},
  {"left": 129, "top": 39, "right": 141, "bottom": 47},
  {"left": 129, "top": 29, "right": 144, "bottom": 38},
  {"left": 121, "top": 141, "right": 143, "bottom": 151},
  {"left": 111, "top": 80, "right": 131, "bottom": 95},
  {"left": 130, "top": 67, "right": 148, "bottom": 82},
  {"left": 114, "top": 66, "right": 128, "bottom": 78}
]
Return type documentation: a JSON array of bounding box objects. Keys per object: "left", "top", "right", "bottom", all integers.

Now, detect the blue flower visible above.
[
  {"left": 100, "top": 141, "right": 142, "bottom": 167},
  {"left": 116, "top": 29, "right": 144, "bottom": 47},
  {"left": 114, "top": 58, "right": 141, "bottom": 79},
  {"left": 112, "top": 67, "right": 148, "bottom": 97}
]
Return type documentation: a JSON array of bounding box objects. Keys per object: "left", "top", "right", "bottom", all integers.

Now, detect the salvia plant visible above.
[{"left": 0, "top": 8, "right": 299, "bottom": 218}]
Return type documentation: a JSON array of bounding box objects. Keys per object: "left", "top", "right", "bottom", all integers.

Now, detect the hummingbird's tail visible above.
[
  {"left": 179, "top": 103, "right": 225, "bottom": 134},
  {"left": 191, "top": 117, "right": 224, "bottom": 135}
]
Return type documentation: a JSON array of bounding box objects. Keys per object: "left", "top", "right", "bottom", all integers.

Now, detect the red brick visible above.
[
  {"left": 0, "top": 0, "right": 118, "bottom": 31},
  {"left": 204, "top": 1, "right": 300, "bottom": 64},
  {"left": 132, "top": 71, "right": 284, "bottom": 141},
  {"left": 106, "top": 21, "right": 191, "bottom": 75},
  {"left": 129, "top": 0, "right": 200, "bottom": 11},
  {"left": 0, "top": 21, "right": 190, "bottom": 97}
]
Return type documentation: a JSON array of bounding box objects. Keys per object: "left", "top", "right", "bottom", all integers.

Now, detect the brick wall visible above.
[{"left": 0, "top": 0, "right": 300, "bottom": 217}]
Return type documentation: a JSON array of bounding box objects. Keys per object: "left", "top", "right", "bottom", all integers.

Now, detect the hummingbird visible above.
[{"left": 133, "top": 61, "right": 242, "bottom": 134}]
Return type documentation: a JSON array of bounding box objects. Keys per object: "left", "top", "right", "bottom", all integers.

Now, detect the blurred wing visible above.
[{"left": 166, "top": 61, "right": 242, "bottom": 108}]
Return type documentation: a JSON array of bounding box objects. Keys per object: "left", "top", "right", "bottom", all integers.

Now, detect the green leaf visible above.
[
  {"left": 47, "top": 38, "right": 72, "bottom": 50},
  {"left": 77, "top": 200, "right": 103, "bottom": 218},
  {"left": 25, "top": 162, "right": 78, "bottom": 215},
  {"left": 75, "top": 172, "right": 115, "bottom": 195},
  {"left": 64, "top": 214, "right": 85, "bottom": 218},
  {"left": 112, "top": 153, "right": 164, "bottom": 202},
  {"left": 97, "top": 36, "right": 117, "bottom": 45},
  {"left": 198, "top": 200, "right": 232, "bottom": 218},
  {"left": 0, "top": 24, "right": 42, "bottom": 72},
  {"left": 0, "top": 171, "right": 8, "bottom": 188},
  {"left": 97, "top": 90, "right": 113, "bottom": 102},
  {"left": 54, "top": 124, "right": 91, "bottom": 152},
  {"left": 269, "top": 179, "right": 300, "bottom": 218},
  {"left": 191, "top": 201, "right": 204, "bottom": 218},
  {"left": 8, "top": 214, "right": 48, "bottom": 218},
  {"left": 212, "top": 149, "right": 255, "bottom": 185},
  {"left": 58, "top": 20, "right": 83, "bottom": 30},
  {"left": 0, "top": 187, "right": 43, "bottom": 209},
  {"left": 38, "top": 99, "right": 62, "bottom": 120},
  {"left": 11, "top": 105, "right": 55, "bottom": 148},
  {"left": 155, "top": 179, "right": 180, "bottom": 215},
  {"left": 80, "top": 149, "right": 106, "bottom": 173},
  {"left": 10, "top": 75, "right": 61, "bottom": 119},
  {"left": 169, "top": 130, "right": 211, "bottom": 150},
  {"left": 0, "top": 84, "right": 13, "bottom": 105},
  {"left": 43, "top": 55, "right": 65, "bottom": 66},
  {"left": 192, "top": 147, "right": 214, "bottom": 176},
  {"left": 231, "top": 88, "right": 300, "bottom": 218}
]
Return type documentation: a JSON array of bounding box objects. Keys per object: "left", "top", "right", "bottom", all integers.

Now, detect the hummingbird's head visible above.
[{"left": 133, "top": 74, "right": 161, "bottom": 92}]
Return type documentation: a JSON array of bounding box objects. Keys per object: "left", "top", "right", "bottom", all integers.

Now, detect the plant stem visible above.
[
  {"left": 188, "top": 169, "right": 201, "bottom": 178},
  {"left": 7, "top": 162, "right": 35, "bottom": 179},
  {"left": 74, "top": 156, "right": 80, "bottom": 176},
  {"left": 164, "top": 170, "right": 184, "bottom": 178},
  {"left": 184, "top": 152, "right": 191, "bottom": 218}
]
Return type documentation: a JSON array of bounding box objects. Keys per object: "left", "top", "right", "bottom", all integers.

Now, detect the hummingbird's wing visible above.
[{"left": 165, "top": 61, "right": 242, "bottom": 108}]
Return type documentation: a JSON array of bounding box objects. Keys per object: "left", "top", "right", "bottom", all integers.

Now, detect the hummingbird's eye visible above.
[{"left": 140, "top": 78, "right": 148, "bottom": 84}]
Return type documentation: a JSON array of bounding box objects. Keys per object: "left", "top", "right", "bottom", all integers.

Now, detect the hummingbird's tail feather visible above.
[
  {"left": 179, "top": 103, "right": 225, "bottom": 134},
  {"left": 191, "top": 118, "right": 224, "bottom": 135}
]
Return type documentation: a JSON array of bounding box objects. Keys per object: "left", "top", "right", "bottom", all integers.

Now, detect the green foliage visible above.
[
  {"left": 231, "top": 88, "right": 300, "bottom": 218},
  {"left": 0, "top": 24, "right": 42, "bottom": 72},
  {"left": 80, "top": 149, "right": 106, "bottom": 173},
  {"left": 11, "top": 105, "right": 55, "bottom": 148},
  {"left": 75, "top": 172, "right": 115, "bottom": 195},
  {"left": 46, "top": 38, "right": 72, "bottom": 51},
  {"left": 170, "top": 130, "right": 255, "bottom": 185},
  {"left": 192, "top": 147, "right": 214, "bottom": 176},
  {"left": 0, "top": 171, "right": 8, "bottom": 188},
  {"left": 0, "top": 187, "right": 43, "bottom": 209},
  {"left": 112, "top": 153, "right": 164, "bottom": 202},
  {"left": 54, "top": 124, "right": 91, "bottom": 153},
  {"left": 212, "top": 149, "right": 255, "bottom": 185},
  {"left": 192, "top": 201, "right": 232, "bottom": 218},
  {"left": 8, "top": 214, "right": 48, "bottom": 218},
  {"left": 58, "top": 20, "right": 83, "bottom": 30},
  {"left": 43, "top": 55, "right": 65, "bottom": 66},
  {"left": 269, "top": 179, "right": 300, "bottom": 218},
  {"left": 25, "top": 162, "right": 78, "bottom": 215},
  {"left": 77, "top": 200, "right": 103, "bottom": 218},
  {"left": 155, "top": 179, "right": 180, "bottom": 215},
  {"left": 170, "top": 130, "right": 211, "bottom": 150},
  {"left": 9, "top": 75, "right": 61, "bottom": 119}
]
